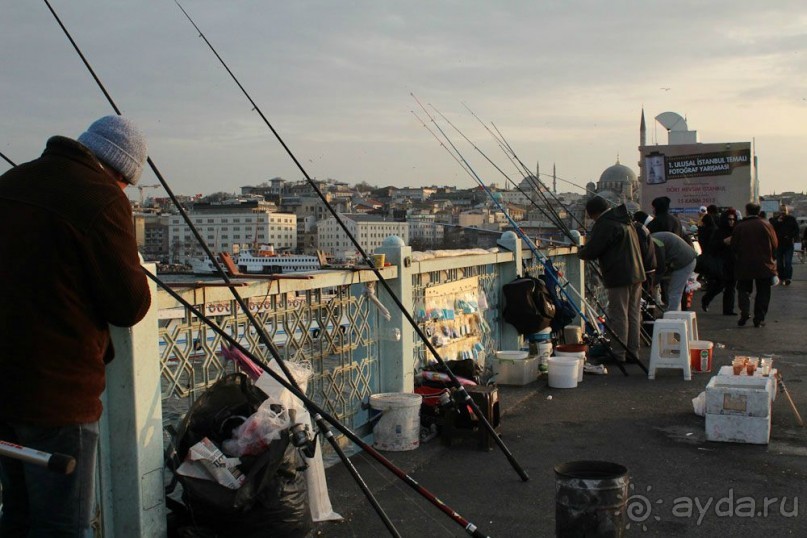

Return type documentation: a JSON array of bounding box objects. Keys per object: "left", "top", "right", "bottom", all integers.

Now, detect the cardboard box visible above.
[
  {"left": 494, "top": 356, "right": 539, "bottom": 385},
  {"left": 705, "top": 413, "right": 771, "bottom": 445},
  {"left": 705, "top": 376, "right": 774, "bottom": 417}
]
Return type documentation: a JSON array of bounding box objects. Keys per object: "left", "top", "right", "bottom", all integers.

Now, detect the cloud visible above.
[{"left": 2, "top": 0, "right": 806, "bottom": 195}]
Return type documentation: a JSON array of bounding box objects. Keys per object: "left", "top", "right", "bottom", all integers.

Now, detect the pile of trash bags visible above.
[{"left": 169, "top": 373, "right": 312, "bottom": 538}]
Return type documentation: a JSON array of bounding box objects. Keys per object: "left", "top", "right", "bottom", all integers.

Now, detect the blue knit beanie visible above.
[{"left": 78, "top": 115, "right": 147, "bottom": 185}]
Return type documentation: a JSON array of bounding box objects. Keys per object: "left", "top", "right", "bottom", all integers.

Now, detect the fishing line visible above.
[
  {"left": 428, "top": 105, "right": 570, "bottom": 236},
  {"left": 481, "top": 119, "right": 654, "bottom": 367},
  {"left": 172, "top": 0, "right": 529, "bottom": 482},
  {"left": 413, "top": 95, "right": 648, "bottom": 374},
  {"left": 469, "top": 108, "right": 664, "bottom": 324},
  {"left": 40, "top": 1, "right": 399, "bottom": 534}
]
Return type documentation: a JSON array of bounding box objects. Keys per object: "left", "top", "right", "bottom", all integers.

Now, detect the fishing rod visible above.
[
  {"left": 172, "top": 0, "right": 529, "bottom": 482},
  {"left": 475, "top": 111, "right": 665, "bottom": 322},
  {"left": 40, "top": 2, "right": 400, "bottom": 534},
  {"left": 0, "top": 150, "right": 16, "bottom": 167},
  {"left": 411, "top": 99, "right": 600, "bottom": 330},
  {"left": 145, "top": 268, "right": 492, "bottom": 538},
  {"left": 2, "top": 135, "right": 488, "bottom": 536},
  {"left": 429, "top": 105, "right": 573, "bottom": 240},
  {"left": 487, "top": 122, "right": 657, "bottom": 364},
  {"left": 0, "top": 439, "right": 76, "bottom": 475},
  {"left": 413, "top": 99, "right": 646, "bottom": 375}
]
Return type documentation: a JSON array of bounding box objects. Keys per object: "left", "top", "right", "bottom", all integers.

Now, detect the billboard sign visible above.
[{"left": 640, "top": 142, "right": 753, "bottom": 219}]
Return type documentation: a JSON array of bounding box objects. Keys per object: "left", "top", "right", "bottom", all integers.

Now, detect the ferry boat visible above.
[{"left": 189, "top": 244, "right": 322, "bottom": 275}]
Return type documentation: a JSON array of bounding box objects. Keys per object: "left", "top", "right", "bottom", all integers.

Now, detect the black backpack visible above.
[{"left": 502, "top": 276, "right": 556, "bottom": 335}]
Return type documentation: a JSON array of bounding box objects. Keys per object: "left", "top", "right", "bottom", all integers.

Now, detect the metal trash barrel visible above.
[{"left": 554, "top": 460, "right": 629, "bottom": 537}]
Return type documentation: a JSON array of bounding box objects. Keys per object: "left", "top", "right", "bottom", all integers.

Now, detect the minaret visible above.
[
  {"left": 640, "top": 108, "right": 646, "bottom": 147},
  {"left": 553, "top": 163, "right": 557, "bottom": 194}
]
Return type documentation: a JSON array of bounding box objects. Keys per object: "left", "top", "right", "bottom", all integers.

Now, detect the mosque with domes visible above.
[{"left": 584, "top": 158, "right": 640, "bottom": 213}]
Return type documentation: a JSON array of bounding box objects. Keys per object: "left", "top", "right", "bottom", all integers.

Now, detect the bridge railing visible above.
[{"left": 98, "top": 233, "right": 585, "bottom": 536}]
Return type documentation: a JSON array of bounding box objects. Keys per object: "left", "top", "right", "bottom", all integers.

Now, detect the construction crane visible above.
[{"left": 137, "top": 184, "right": 161, "bottom": 206}]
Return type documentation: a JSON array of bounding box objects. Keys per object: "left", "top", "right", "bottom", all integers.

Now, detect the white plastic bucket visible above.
[
  {"left": 548, "top": 357, "right": 579, "bottom": 388},
  {"left": 369, "top": 393, "right": 423, "bottom": 451},
  {"left": 554, "top": 351, "right": 585, "bottom": 382},
  {"left": 537, "top": 342, "right": 553, "bottom": 360}
]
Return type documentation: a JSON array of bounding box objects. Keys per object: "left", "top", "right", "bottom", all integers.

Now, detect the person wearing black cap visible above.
[
  {"left": 0, "top": 115, "right": 151, "bottom": 536},
  {"left": 647, "top": 196, "right": 688, "bottom": 241}
]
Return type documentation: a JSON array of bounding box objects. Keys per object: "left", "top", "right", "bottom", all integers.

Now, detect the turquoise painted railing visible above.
[{"left": 97, "top": 234, "right": 585, "bottom": 536}]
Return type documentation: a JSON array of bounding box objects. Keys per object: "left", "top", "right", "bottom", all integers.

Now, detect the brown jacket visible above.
[
  {"left": 731, "top": 215, "right": 778, "bottom": 281},
  {"left": 0, "top": 136, "right": 151, "bottom": 426}
]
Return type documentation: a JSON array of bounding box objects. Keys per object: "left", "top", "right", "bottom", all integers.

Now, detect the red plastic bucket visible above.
[{"left": 689, "top": 340, "right": 713, "bottom": 373}]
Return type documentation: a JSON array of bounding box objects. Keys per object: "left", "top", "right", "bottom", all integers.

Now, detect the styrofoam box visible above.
[
  {"left": 705, "top": 413, "right": 771, "bottom": 445},
  {"left": 705, "top": 376, "right": 774, "bottom": 417},
  {"left": 494, "top": 356, "right": 539, "bottom": 385},
  {"left": 715, "top": 367, "right": 778, "bottom": 402}
]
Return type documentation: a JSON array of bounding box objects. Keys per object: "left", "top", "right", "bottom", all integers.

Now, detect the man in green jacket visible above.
[{"left": 578, "top": 197, "right": 646, "bottom": 362}]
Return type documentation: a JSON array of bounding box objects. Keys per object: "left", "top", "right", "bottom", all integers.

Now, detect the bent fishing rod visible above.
[
  {"left": 429, "top": 105, "right": 573, "bottom": 239},
  {"left": 480, "top": 120, "right": 652, "bottom": 370},
  {"left": 172, "top": 0, "right": 529, "bottom": 482},
  {"left": 463, "top": 103, "right": 663, "bottom": 340},
  {"left": 427, "top": 109, "right": 630, "bottom": 331},
  {"left": 40, "top": 2, "right": 399, "bottom": 534},
  {"left": 471, "top": 109, "right": 665, "bottom": 321},
  {"left": 146, "top": 269, "right": 492, "bottom": 538},
  {"left": 410, "top": 103, "right": 600, "bottom": 331},
  {"left": 412, "top": 101, "right": 647, "bottom": 374}
]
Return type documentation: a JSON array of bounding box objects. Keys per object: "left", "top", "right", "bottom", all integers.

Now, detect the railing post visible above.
[
  {"left": 376, "top": 236, "right": 414, "bottom": 392},
  {"left": 99, "top": 262, "right": 166, "bottom": 537},
  {"left": 563, "top": 247, "right": 587, "bottom": 330},
  {"left": 497, "top": 231, "right": 523, "bottom": 352}
]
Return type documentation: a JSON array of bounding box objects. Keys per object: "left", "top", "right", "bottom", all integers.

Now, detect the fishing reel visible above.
[{"left": 288, "top": 409, "right": 317, "bottom": 460}]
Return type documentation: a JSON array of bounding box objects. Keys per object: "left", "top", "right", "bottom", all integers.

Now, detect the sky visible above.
[{"left": 2, "top": 1, "right": 806, "bottom": 200}]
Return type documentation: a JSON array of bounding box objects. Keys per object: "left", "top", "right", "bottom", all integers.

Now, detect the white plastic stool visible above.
[
  {"left": 648, "top": 318, "right": 691, "bottom": 380},
  {"left": 663, "top": 311, "right": 699, "bottom": 342}
]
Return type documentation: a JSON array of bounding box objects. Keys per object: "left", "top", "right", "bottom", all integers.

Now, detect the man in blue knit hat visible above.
[{"left": 0, "top": 115, "right": 152, "bottom": 536}]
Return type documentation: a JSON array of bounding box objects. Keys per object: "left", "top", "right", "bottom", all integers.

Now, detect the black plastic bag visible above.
[{"left": 173, "top": 373, "right": 311, "bottom": 538}]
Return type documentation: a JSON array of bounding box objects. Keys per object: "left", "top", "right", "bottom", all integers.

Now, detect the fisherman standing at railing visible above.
[
  {"left": 578, "top": 196, "right": 646, "bottom": 363},
  {"left": 0, "top": 116, "right": 152, "bottom": 536}
]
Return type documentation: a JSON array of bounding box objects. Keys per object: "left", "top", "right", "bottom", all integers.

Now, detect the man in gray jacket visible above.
[
  {"left": 650, "top": 231, "right": 698, "bottom": 312},
  {"left": 578, "top": 197, "right": 646, "bottom": 362}
]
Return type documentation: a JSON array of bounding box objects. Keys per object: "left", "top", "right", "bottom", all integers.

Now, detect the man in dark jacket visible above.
[
  {"left": 0, "top": 116, "right": 152, "bottom": 536},
  {"left": 771, "top": 204, "right": 800, "bottom": 286},
  {"left": 647, "top": 195, "right": 692, "bottom": 245},
  {"left": 578, "top": 197, "right": 646, "bottom": 362},
  {"left": 731, "top": 202, "right": 778, "bottom": 327}
]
